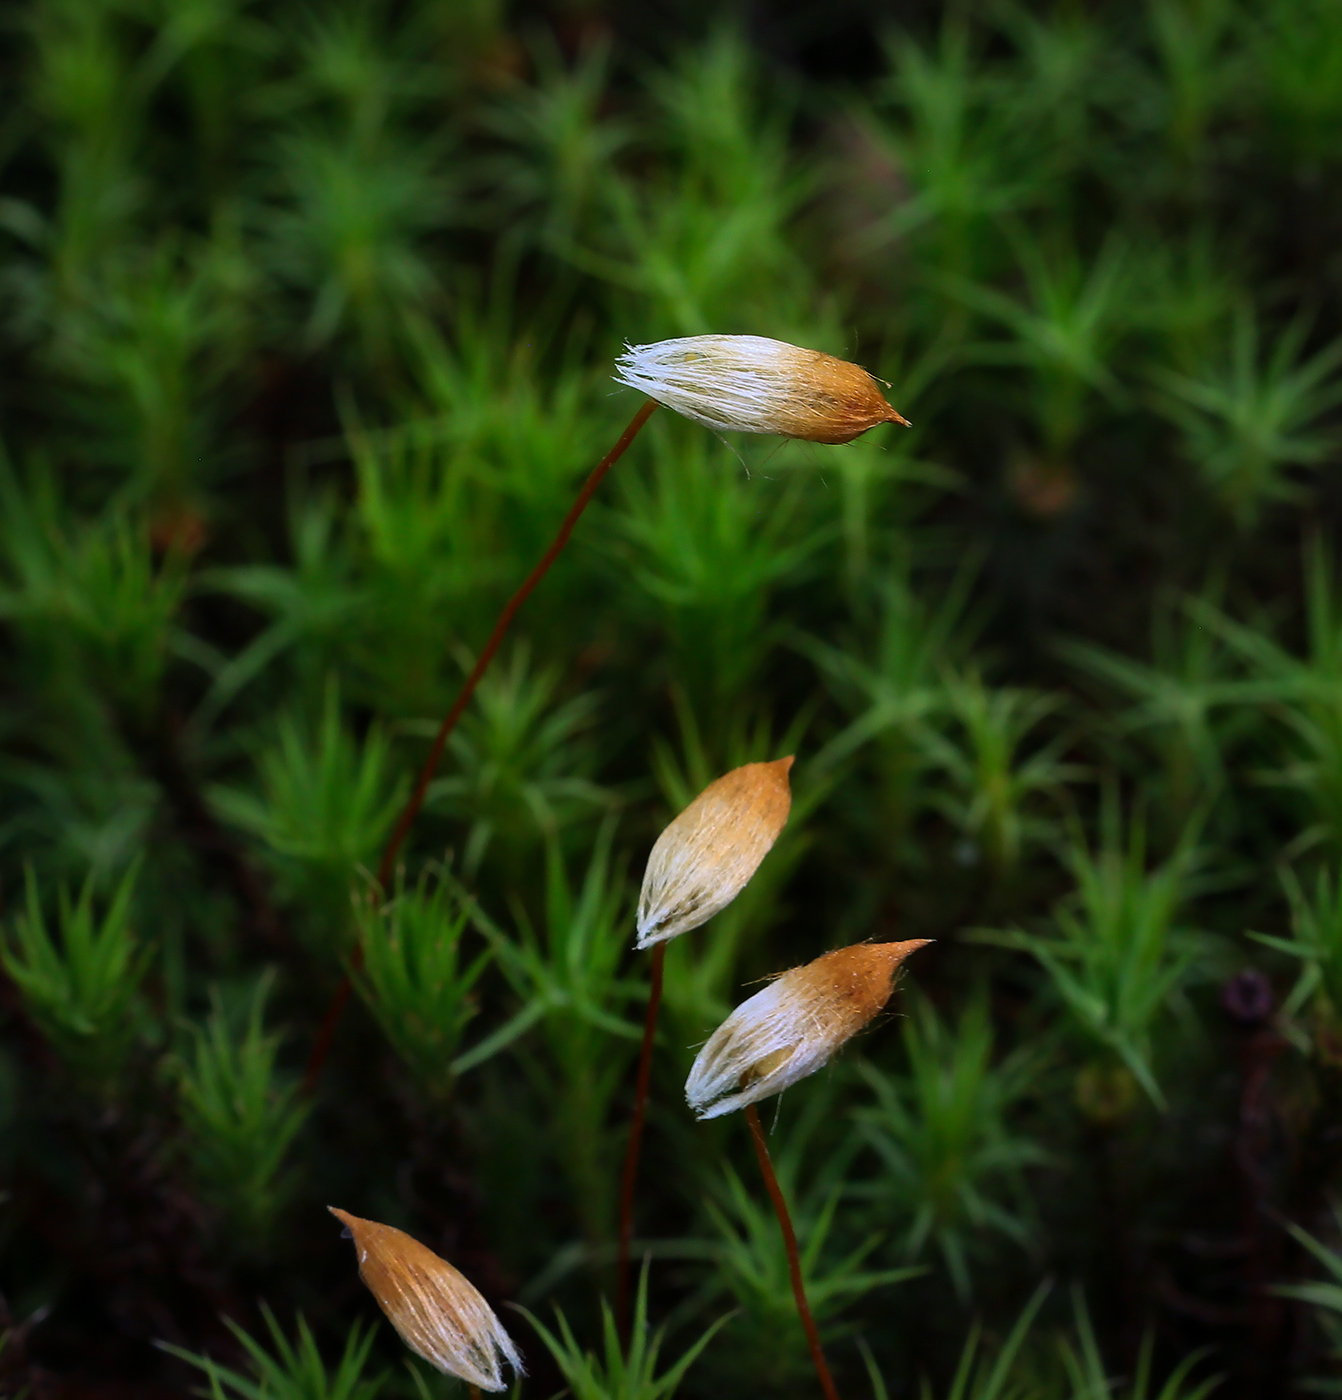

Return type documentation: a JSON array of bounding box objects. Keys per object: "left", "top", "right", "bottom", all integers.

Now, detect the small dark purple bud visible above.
[{"left": 1222, "top": 969, "right": 1274, "bottom": 1026}]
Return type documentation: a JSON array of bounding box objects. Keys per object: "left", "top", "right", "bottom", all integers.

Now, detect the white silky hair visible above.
[
  {"left": 636, "top": 821, "right": 747, "bottom": 947},
  {"left": 613, "top": 335, "right": 814, "bottom": 436},
  {"left": 635, "top": 768, "right": 789, "bottom": 948},
  {"left": 684, "top": 972, "right": 834, "bottom": 1119},
  {"left": 392, "top": 1263, "right": 524, "bottom": 1390},
  {"left": 333, "top": 1208, "right": 523, "bottom": 1391}
]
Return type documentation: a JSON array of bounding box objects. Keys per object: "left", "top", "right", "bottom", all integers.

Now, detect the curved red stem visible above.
[
  {"left": 303, "top": 399, "right": 658, "bottom": 1093},
  {"left": 745, "top": 1103, "right": 840, "bottom": 1400},
  {"left": 616, "top": 940, "right": 666, "bottom": 1341}
]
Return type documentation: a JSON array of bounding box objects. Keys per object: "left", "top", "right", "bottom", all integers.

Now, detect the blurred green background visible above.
[{"left": 3, "top": 0, "right": 1342, "bottom": 1394}]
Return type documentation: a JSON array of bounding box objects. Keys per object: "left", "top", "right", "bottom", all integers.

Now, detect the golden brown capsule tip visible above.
[
  {"left": 614, "top": 336, "right": 909, "bottom": 444},
  {"left": 685, "top": 940, "right": 932, "bottom": 1118},
  {"left": 329, "top": 1207, "right": 522, "bottom": 1391},
  {"left": 637, "top": 757, "right": 794, "bottom": 949}
]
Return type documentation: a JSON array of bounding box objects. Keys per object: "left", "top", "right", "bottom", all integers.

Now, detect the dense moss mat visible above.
[{"left": 3, "top": 0, "right": 1342, "bottom": 1394}]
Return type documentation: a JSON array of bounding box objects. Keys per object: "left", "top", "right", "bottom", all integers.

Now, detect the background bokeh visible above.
[{"left": 3, "top": 0, "right": 1342, "bottom": 1395}]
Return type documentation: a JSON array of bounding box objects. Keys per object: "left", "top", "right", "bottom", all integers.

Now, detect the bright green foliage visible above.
[
  {"left": 351, "top": 868, "right": 491, "bottom": 1103},
  {"left": 1153, "top": 306, "right": 1342, "bottom": 529},
  {"left": 866, "top": 23, "right": 1029, "bottom": 281},
  {"left": 271, "top": 124, "right": 449, "bottom": 370},
  {"left": 703, "top": 1134, "right": 921, "bottom": 1390},
  {"left": 985, "top": 801, "right": 1204, "bottom": 1109},
  {"left": 523, "top": 1265, "right": 729, "bottom": 1400},
  {"left": 339, "top": 426, "right": 498, "bottom": 718},
  {"left": 579, "top": 31, "right": 810, "bottom": 337},
  {"left": 1272, "top": 564, "right": 1342, "bottom": 854},
  {"left": 28, "top": 0, "right": 144, "bottom": 298},
  {"left": 1, "top": 861, "right": 146, "bottom": 1093},
  {"left": 163, "top": 1309, "right": 384, "bottom": 1400},
  {"left": 211, "top": 684, "right": 406, "bottom": 952},
  {"left": 810, "top": 556, "right": 974, "bottom": 762},
  {"left": 174, "top": 974, "right": 309, "bottom": 1245},
  {"left": 1061, "top": 589, "right": 1249, "bottom": 833},
  {"left": 0, "top": 476, "right": 190, "bottom": 724},
  {"left": 46, "top": 239, "right": 249, "bottom": 508},
  {"left": 264, "top": 9, "right": 455, "bottom": 375},
  {"left": 919, "top": 671, "right": 1080, "bottom": 879},
  {"left": 1196, "top": 547, "right": 1342, "bottom": 850},
  {"left": 403, "top": 317, "right": 606, "bottom": 560},
  {"left": 852, "top": 995, "right": 1046, "bottom": 1298},
  {"left": 807, "top": 557, "right": 977, "bottom": 865},
  {"left": 1143, "top": 234, "right": 1242, "bottom": 375},
  {"left": 1255, "top": 867, "right": 1342, "bottom": 1028},
  {"left": 1145, "top": 0, "right": 1241, "bottom": 173},
  {"left": 1257, "top": 0, "right": 1342, "bottom": 168},
  {"left": 479, "top": 35, "right": 630, "bottom": 252},
  {"left": 7, "top": 0, "right": 1342, "bottom": 1390},
  {"left": 951, "top": 233, "right": 1134, "bottom": 463},
  {"left": 196, "top": 501, "right": 363, "bottom": 729},
  {"left": 427, "top": 645, "right": 609, "bottom": 876},
  {"left": 464, "top": 822, "right": 639, "bottom": 1249},
  {"left": 995, "top": 7, "right": 1107, "bottom": 196},
  {"left": 344, "top": 410, "right": 487, "bottom": 630},
  {"left": 613, "top": 427, "right": 824, "bottom": 730}
]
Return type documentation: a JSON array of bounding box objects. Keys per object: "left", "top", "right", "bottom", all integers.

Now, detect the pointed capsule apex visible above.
[
  {"left": 685, "top": 940, "right": 932, "bottom": 1118},
  {"left": 637, "top": 758, "right": 794, "bottom": 949},
  {"left": 614, "top": 336, "right": 909, "bottom": 444},
  {"left": 329, "top": 1207, "right": 523, "bottom": 1391}
]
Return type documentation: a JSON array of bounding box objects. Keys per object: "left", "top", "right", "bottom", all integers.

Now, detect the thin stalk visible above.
[
  {"left": 374, "top": 398, "right": 658, "bottom": 893},
  {"left": 303, "top": 400, "right": 659, "bottom": 1092},
  {"left": 744, "top": 1103, "right": 840, "bottom": 1400},
  {"left": 615, "top": 940, "right": 666, "bottom": 1341}
]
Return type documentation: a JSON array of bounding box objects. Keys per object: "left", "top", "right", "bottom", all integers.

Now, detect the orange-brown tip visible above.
[
  {"left": 329, "top": 1207, "right": 522, "bottom": 1391},
  {"left": 685, "top": 938, "right": 930, "bottom": 1118},
  {"left": 613, "top": 336, "right": 910, "bottom": 444},
  {"left": 637, "top": 757, "right": 795, "bottom": 949}
]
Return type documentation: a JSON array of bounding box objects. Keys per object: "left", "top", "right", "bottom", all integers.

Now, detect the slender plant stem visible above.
[
  {"left": 304, "top": 974, "right": 354, "bottom": 1095},
  {"left": 302, "top": 399, "right": 659, "bottom": 1092},
  {"left": 745, "top": 1103, "right": 840, "bottom": 1400},
  {"left": 373, "top": 398, "right": 657, "bottom": 894},
  {"left": 615, "top": 939, "right": 666, "bottom": 1341}
]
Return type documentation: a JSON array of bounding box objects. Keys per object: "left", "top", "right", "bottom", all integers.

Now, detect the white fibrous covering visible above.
[
  {"left": 613, "top": 336, "right": 908, "bottom": 445},
  {"left": 685, "top": 942, "right": 931, "bottom": 1119},
  {"left": 330, "top": 1209, "right": 523, "bottom": 1392},
  {"left": 636, "top": 758, "right": 793, "bottom": 950}
]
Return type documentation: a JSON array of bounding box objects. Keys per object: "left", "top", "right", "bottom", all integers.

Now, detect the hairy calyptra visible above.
[
  {"left": 613, "top": 335, "right": 910, "bottom": 444},
  {"left": 312, "top": 335, "right": 903, "bottom": 1087},
  {"left": 329, "top": 1208, "right": 523, "bottom": 1391},
  {"left": 636, "top": 758, "right": 794, "bottom": 949},
  {"left": 685, "top": 940, "right": 931, "bottom": 1118}
]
